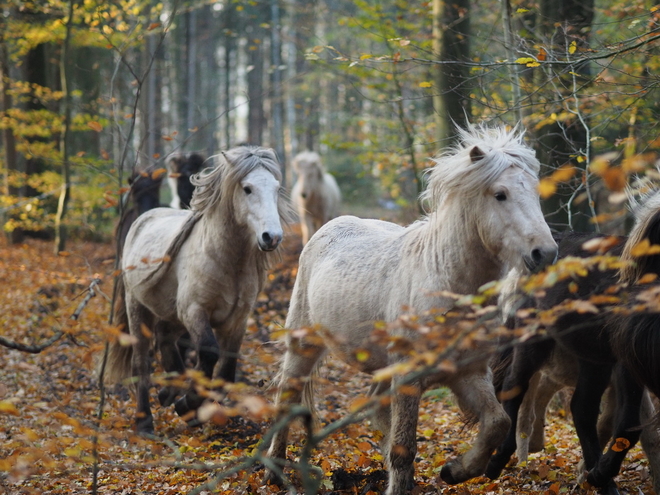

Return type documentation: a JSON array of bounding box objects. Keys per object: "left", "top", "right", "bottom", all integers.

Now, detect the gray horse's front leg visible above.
[
  {"left": 386, "top": 379, "right": 421, "bottom": 495},
  {"left": 175, "top": 304, "right": 220, "bottom": 417},
  {"left": 442, "top": 371, "right": 510, "bottom": 484}
]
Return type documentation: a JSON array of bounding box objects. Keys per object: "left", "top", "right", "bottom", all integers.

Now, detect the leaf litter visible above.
[{"left": 0, "top": 230, "right": 656, "bottom": 494}]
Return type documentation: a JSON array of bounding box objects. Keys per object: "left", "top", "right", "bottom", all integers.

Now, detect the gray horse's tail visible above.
[
  {"left": 102, "top": 275, "right": 133, "bottom": 384},
  {"left": 301, "top": 361, "right": 322, "bottom": 430}
]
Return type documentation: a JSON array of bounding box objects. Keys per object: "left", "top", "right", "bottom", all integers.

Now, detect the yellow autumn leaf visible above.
[
  {"left": 526, "top": 61, "right": 540, "bottom": 67},
  {"left": 0, "top": 401, "right": 19, "bottom": 415},
  {"left": 630, "top": 239, "right": 660, "bottom": 257},
  {"left": 569, "top": 41, "right": 577, "bottom": 54},
  {"left": 88, "top": 121, "right": 103, "bottom": 132},
  {"left": 355, "top": 349, "right": 370, "bottom": 362},
  {"left": 515, "top": 57, "right": 536, "bottom": 65},
  {"left": 551, "top": 165, "right": 576, "bottom": 183},
  {"left": 516, "top": 8, "right": 529, "bottom": 13},
  {"left": 151, "top": 168, "right": 167, "bottom": 180},
  {"left": 638, "top": 273, "right": 658, "bottom": 284},
  {"left": 360, "top": 53, "right": 372, "bottom": 60},
  {"left": 419, "top": 81, "right": 432, "bottom": 88},
  {"left": 538, "top": 178, "right": 557, "bottom": 199}
]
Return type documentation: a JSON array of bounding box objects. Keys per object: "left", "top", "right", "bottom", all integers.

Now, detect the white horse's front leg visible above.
[
  {"left": 441, "top": 370, "right": 510, "bottom": 484},
  {"left": 386, "top": 379, "right": 421, "bottom": 495}
]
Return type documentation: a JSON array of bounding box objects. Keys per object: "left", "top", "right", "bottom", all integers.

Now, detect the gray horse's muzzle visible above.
[{"left": 259, "top": 231, "right": 283, "bottom": 251}]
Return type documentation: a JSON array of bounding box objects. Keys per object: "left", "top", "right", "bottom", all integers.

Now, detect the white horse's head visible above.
[
  {"left": 424, "top": 125, "right": 557, "bottom": 274},
  {"left": 190, "top": 146, "right": 288, "bottom": 252},
  {"left": 236, "top": 165, "right": 284, "bottom": 251},
  {"left": 480, "top": 161, "right": 557, "bottom": 273},
  {"left": 292, "top": 151, "right": 324, "bottom": 201}
]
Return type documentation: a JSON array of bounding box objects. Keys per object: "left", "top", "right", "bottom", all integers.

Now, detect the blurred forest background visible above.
[{"left": 0, "top": 0, "right": 659, "bottom": 250}]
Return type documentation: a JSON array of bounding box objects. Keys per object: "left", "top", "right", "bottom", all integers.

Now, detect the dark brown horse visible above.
[{"left": 488, "top": 195, "right": 660, "bottom": 494}]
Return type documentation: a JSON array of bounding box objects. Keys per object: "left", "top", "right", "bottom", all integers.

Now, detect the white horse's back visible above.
[{"left": 123, "top": 207, "right": 191, "bottom": 270}]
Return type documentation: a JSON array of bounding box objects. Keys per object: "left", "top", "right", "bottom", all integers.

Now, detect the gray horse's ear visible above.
[{"left": 470, "top": 146, "right": 485, "bottom": 163}]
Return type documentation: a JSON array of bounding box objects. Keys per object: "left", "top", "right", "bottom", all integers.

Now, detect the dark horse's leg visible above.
[
  {"left": 155, "top": 320, "right": 187, "bottom": 407},
  {"left": 126, "top": 296, "right": 156, "bottom": 434},
  {"left": 174, "top": 307, "right": 220, "bottom": 418},
  {"left": 570, "top": 361, "right": 612, "bottom": 475},
  {"left": 585, "top": 363, "right": 643, "bottom": 494},
  {"left": 485, "top": 337, "right": 555, "bottom": 479}
]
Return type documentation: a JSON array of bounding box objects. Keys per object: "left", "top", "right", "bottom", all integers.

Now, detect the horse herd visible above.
[{"left": 104, "top": 126, "right": 660, "bottom": 495}]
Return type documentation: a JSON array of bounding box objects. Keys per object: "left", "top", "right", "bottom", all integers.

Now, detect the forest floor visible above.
[{"left": 0, "top": 224, "right": 656, "bottom": 495}]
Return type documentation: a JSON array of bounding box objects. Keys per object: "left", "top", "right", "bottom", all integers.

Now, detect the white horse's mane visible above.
[
  {"left": 421, "top": 125, "right": 540, "bottom": 212},
  {"left": 189, "top": 145, "right": 291, "bottom": 224}
]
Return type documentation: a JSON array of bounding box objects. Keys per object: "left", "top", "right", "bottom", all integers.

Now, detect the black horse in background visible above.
[
  {"left": 167, "top": 152, "right": 206, "bottom": 209},
  {"left": 115, "top": 168, "right": 164, "bottom": 255},
  {"left": 487, "top": 195, "right": 660, "bottom": 495}
]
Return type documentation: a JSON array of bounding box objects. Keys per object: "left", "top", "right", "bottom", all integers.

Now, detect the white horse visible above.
[
  {"left": 291, "top": 151, "right": 341, "bottom": 245},
  {"left": 265, "top": 125, "right": 558, "bottom": 494},
  {"left": 105, "top": 146, "right": 290, "bottom": 434}
]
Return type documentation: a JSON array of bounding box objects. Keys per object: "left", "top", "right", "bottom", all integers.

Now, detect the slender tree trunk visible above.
[
  {"left": 270, "top": 0, "right": 286, "bottom": 186},
  {"left": 186, "top": 9, "right": 197, "bottom": 142},
  {"left": 0, "top": 39, "right": 17, "bottom": 197},
  {"left": 247, "top": 2, "right": 267, "bottom": 146},
  {"left": 54, "top": 0, "right": 75, "bottom": 253},
  {"left": 432, "top": 0, "right": 446, "bottom": 143}
]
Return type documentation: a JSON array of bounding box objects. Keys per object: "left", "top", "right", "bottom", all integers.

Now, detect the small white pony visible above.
[
  {"left": 106, "top": 146, "right": 290, "bottom": 434},
  {"left": 265, "top": 125, "right": 558, "bottom": 494},
  {"left": 291, "top": 151, "right": 341, "bottom": 245}
]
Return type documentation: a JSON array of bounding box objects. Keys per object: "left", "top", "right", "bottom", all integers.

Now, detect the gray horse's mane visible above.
[{"left": 421, "top": 124, "right": 540, "bottom": 213}]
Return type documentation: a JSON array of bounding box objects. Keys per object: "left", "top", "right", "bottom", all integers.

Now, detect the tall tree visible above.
[
  {"left": 54, "top": 0, "right": 75, "bottom": 253},
  {"left": 270, "top": 0, "right": 286, "bottom": 184}
]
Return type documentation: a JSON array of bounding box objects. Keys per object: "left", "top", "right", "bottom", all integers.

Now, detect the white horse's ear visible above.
[{"left": 470, "top": 146, "right": 485, "bottom": 163}]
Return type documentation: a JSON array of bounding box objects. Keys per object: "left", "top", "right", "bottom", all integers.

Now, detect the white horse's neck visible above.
[{"left": 416, "top": 201, "right": 503, "bottom": 295}]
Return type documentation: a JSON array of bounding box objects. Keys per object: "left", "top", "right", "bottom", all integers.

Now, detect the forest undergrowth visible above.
[{"left": 0, "top": 226, "right": 655, "bottom": 494}]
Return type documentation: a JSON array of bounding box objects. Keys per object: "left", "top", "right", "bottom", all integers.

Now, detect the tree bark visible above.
[
  {"left": 270, "top": 0, "right": 286, "bottom": 186},
  {"left": 433, "top": 0, "right": 472, "bottom": 144},
  {"left": 54, "top": 0, "right": 75, "bottom": 253}
]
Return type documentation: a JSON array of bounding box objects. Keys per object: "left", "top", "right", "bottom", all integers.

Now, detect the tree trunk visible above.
[
  {"left": 270, "top": 0, "right": 286, "bottom": 186},
  {"left": 247, "top": 2, "right": 268, "bottom": 146},
  {"left": 433, "top": 0, "right": 472, "bottom": 144},
  {"left": 54, "top": 0, "right": 75, "bottom": 253}
]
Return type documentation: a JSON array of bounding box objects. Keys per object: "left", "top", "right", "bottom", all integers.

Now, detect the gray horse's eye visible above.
[
  {"left": 243, "top": 186, "right": 252, "bottom": 195},
  {"left": 495, "top": 192, "right": 507, "bottom": 201}
]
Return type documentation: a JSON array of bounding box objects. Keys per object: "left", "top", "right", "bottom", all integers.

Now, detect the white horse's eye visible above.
[
  {"left": 495, "top": 192, "right": 507, "bottom": 201},
  {"left": 244, "top": 186, "right": 252, "bottom": 195}
]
